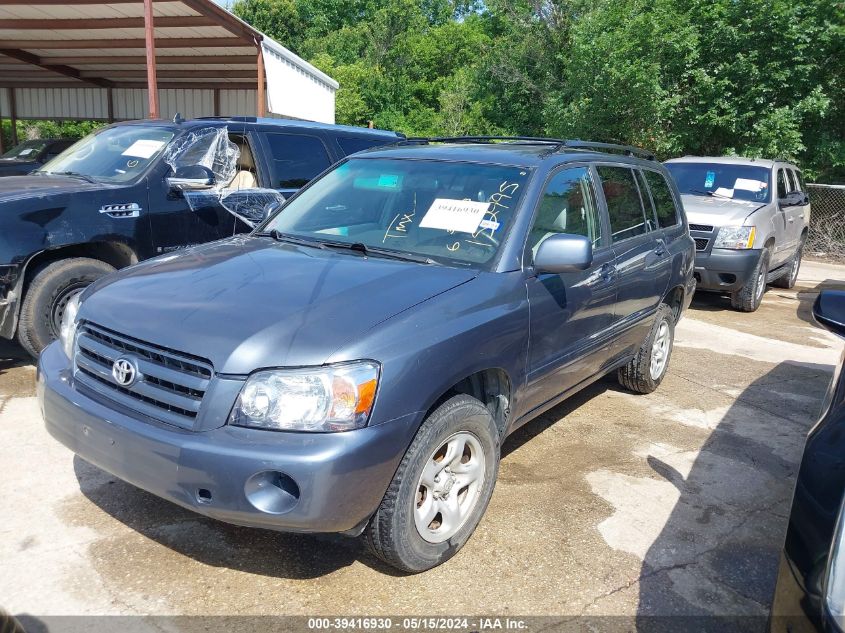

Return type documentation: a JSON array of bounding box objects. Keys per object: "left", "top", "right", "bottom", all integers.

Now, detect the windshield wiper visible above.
[
  {"left": 319, "top": 241, "right": 439, "bottom": 265},
  {"left": 253, "top": 229, "right": 328, "bottom": 250},
  {"left": 255, "top": 231, "right": 438, "bottom": 264},
  {"left": 41, "top": 170, "right": 97, "bottom": 183},
  {"left": 689, "top": 188, "right": 731, "bottom": 199}
]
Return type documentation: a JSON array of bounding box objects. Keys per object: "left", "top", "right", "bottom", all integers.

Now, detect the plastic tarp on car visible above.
[{"left": 164, "top": 126, "right": 285, "bottom": 227}]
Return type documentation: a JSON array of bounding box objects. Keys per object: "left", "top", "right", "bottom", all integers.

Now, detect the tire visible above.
[
  {"left": 617, "top": 303, "right": 675, "bottom": 394},
  {"left": 772, "top": 241, "right": 804, "bottom": 289},
  {"left": 364, "top": 394, "right": 500, "bottom": 573},
  {"left": 730, "top": 249, "right": 770, "bottom": 312},
  {"left": 17, "top": 257, "right": 115, "bottom": 358}
]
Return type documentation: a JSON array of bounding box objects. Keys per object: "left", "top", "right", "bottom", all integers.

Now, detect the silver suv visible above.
[{"left": 665, "top": 156, "right": 810, "bottom": 312}]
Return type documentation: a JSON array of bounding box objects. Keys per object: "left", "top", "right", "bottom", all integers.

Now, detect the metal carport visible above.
[{"left": 0, "top": 0, "right": 339, "bottom": 151}]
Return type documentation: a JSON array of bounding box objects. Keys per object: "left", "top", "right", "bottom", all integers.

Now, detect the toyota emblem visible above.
[{"left": 111, "top": 357, "right": 138, "bottom": 387}]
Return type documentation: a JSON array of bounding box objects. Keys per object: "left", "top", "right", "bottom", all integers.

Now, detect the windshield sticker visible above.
[
  {"left": 479, "top": 219, "right": 500, "bottom": 232},
  {"left": 18, "top": 148, "right": 35, "bottom": 156},
  {"left": 377, "top": 174, "right": 400, "bottom": 189},
  {"left": 704, "top": 171, "right": 716, "bottom": 188},
  {"left": 122, "top": 139, "right": 166, "bottom": 159},
  {"left": 420, "top": 198, "right": 491, "bottom": 233},
  {"left": 713, "top": 187, "right": 734, "bottom": 198},
  {"left": 734, "top": 178, "right": 766, "bottom": 192}
]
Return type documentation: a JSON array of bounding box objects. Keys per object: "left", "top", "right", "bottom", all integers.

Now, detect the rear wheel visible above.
[
  {"left": 730, "top": 249, "right": 769, "bottom": 312},
  {"left": 364, "top": 394, "right": 499, "bottom": 573},
  {"left": 772, "top": 241, "right": 803, "bottom": 289},
  {"left": 17, "top": 257, "right": 114, "bottom": 358},
  {"left": 618, "top": 303, "right": 675, "bottom": 394}
]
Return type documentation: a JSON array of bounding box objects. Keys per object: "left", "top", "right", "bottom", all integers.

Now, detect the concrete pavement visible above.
[{"left": 0, "top": 260, "right": 842, "bottom": 626}]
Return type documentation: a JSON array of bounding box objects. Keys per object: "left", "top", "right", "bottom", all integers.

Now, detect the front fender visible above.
[{"left": 327, "top": 271, "right": 529, "bottom": 430}]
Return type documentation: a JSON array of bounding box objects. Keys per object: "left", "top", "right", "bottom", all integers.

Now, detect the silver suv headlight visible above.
[
  {"left": 826, "top": 495, "right": 845, "bottom": 626},
  {"left": 713, "top": 226, "right": 756, "bottom": 249},
  {"left": 228, "top": 361, "right": 380, "bottom": 432},
  {"left": 59, "top": 293, "right": 82, "bottom": 360}
]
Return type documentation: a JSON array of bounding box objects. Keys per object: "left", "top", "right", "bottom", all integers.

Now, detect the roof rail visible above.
[
  {"left": 562, "top": 140, "right": 655, "bottom": 161},
  {"left": 402, "top": 135, "right": 563, "bottom": 145},
  {"left": 195, "top": 116, "right": 259, "bottom": 123},
  {"left": 400, "top": 136, "right": 655, "bottom": 160}
]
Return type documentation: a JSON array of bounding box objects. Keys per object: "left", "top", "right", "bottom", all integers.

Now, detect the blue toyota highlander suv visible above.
[{"left": 38, "top": 137, "right": 695, "bottom": 572}]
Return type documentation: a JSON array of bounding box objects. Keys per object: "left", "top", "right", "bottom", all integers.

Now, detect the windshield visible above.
[
  {"left": 1, "top": 140, "right": 48, "bottom": 160},
  {"left": 265, "top": 158, "right": 530, "bottom": 266},
  {"left": 39, "top": 125, "right": 175, "bottom": 183},
  {"left": 666, "top": 162, "right": 771, "bottom": 203}
]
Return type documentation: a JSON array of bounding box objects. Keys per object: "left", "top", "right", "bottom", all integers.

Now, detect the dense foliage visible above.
[
  {"left": 1, "top": 120, "right": 104, "bottom": 153},
  {"left": 234, "top": 0, "right": 844, "bottom": 182}
]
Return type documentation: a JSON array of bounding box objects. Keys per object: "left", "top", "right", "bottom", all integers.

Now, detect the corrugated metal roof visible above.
[{"left": 0, "top": 0, "right": 337, "bottom": 121}]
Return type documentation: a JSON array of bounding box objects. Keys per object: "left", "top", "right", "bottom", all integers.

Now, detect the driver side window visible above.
[
  {"left": 777, "top": 169, "right": 788, "bottom": 199},
  {"left": 528, "top": 167, "right": 602, "bottom": 258}
]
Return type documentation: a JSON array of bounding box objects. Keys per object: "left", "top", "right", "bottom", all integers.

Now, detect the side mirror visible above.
[
  {"left": 534, "top": 233, "right": 593, "bottom": 274},
  {"left": 168, "top": 165, "right": 216, "bottom": 192},
  {"left": 780, "top": 191, "right": 809, "bottom": 207},
  {"left": 262, "top": 200, "right": 284, "bottom": 223},
  {"left": 813, "top": 291, "right": 845, "bottom": 338}
]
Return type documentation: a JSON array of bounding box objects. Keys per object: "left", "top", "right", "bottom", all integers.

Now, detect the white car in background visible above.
[{"left": 665, "top": 156, "right": 810, "bottom": 312}]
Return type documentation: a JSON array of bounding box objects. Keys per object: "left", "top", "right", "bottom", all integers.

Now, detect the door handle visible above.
[
  {"left": 600, "top": 263, "right": 616, "bottom": 281},
  {"left": 654, "top": 241, "right": 667, "bottom": 256},
  {"left": 788, "top": 217, "right": 795, "bottom": 223}
]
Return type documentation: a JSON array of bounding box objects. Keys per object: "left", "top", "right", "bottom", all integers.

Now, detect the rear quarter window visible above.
[{"left": 643, "top": 170, "right": 680, "bottom": 228}]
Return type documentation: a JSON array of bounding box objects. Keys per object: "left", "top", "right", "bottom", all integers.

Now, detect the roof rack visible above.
[
  {"left": 194, "top": 116, "right": 259, "bottom": 123},
  {"left": 400, "top": 136, "right": 656, "bottom": 161}
]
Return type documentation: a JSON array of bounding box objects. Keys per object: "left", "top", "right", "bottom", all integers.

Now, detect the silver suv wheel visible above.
[
  {"left": 649, "top": 320, "right": 671, "bottom": 381},
  {"left": 414, "top": 431, "right": 486, "bottom": 543}
]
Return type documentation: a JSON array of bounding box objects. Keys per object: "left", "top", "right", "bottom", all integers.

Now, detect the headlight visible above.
[
  {"left": 59, "top": 293, "right": 82, "bottom": 359},
  {"left": 229, "top": 361, "right": 380, "bottom": 432},
  {"left": 826, "top": 495, "right": 845, "bottom": 627},
  {"left": 713, "top": 226, "right": 756, "bottom": 249}
]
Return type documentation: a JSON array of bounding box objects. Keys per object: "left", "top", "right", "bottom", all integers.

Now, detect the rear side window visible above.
[
  {"left": 337, "top": 136, "right": 393, "bottom": 156},
  {"left": 597, "top": 166, "right": 649, "bottom": 243},
  {"left": 264, "top": 133, "right": 331, "bottom": 189},
  {"left": 789, "top": 169, "right": 805, "bottom": 192},
  {"left": 642, "top": 170, "right": 680, "bottom": 228}
]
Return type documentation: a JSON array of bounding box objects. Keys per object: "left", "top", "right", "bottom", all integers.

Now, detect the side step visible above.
[{"left": 766, "top": 264, "right": 790, "bottom": 283}]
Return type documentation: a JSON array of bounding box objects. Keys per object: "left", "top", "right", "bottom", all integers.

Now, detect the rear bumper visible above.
[
  {"left": 693, "top": 248, "right": 761, "bottom": 292},
  {"left": 38, "top": 341, "right": 420, "bottom": 534}
]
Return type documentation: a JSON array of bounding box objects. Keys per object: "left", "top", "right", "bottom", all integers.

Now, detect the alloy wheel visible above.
[{"left": 414, "top": 432, "right": 486, "bottom": 544}]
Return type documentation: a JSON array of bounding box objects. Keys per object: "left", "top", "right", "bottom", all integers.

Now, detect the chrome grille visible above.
[
  {"left": 689, "top": 223, "right": 714, "bottom": 232},
  {"left": 694, "top": 238, "right": 710, "bottom": 251},
  {"left": 73, "top": 322, "right": 212, "bottom": 429}
]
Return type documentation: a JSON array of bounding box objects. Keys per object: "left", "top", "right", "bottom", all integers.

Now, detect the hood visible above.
[
  {"left": 0, "top": 174, "right": 121, "bottom": 204},
  {"left": 81, "top": 237, "right": 478, "bottom": 374},
  {"left": 680, "top": 194, "right": 766, "bottom": 227},
  {"left": 0, "top": 161, "right": 39, "bottom": 177}
]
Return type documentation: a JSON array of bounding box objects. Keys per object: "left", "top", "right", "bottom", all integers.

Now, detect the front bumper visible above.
[
  {"left": 693, "top": 248, "right": 761, "bottom": 292},
  {"left": 0, "top": 263, "right": 21, "bottom": 339},
  {"left": 38, "top": 341, "right": 420, "bottom": 534}
]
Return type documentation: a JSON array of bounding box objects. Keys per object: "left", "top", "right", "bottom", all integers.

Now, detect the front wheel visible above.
[
  {"left": 364, "top": 395, "right": 500, "bottom": 573},
  {"left": 730, "top": 249, "right": 769, "bottom": 312},
  {"left": 17, "top": 257, "right": 115, "bottom": 358}
]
